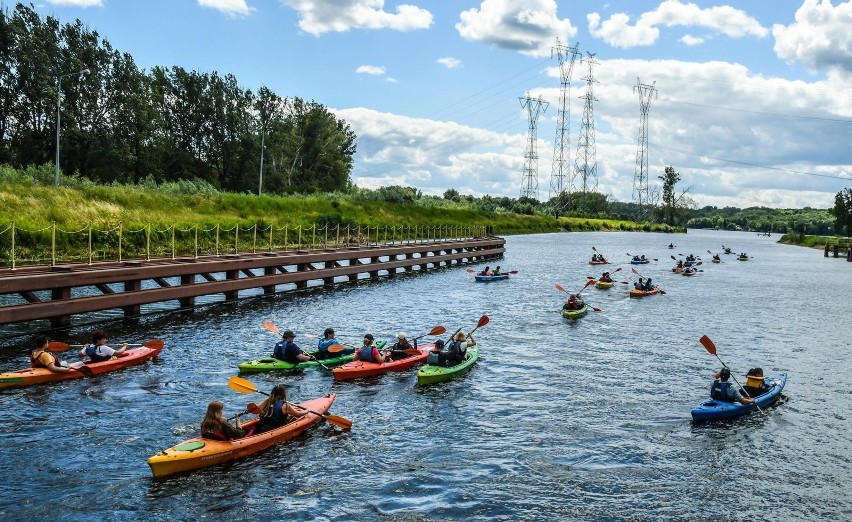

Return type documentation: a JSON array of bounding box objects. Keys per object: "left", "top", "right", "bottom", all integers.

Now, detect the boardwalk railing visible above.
[{"left": 0, "top": 222, "right": 487, "bottom": 269}]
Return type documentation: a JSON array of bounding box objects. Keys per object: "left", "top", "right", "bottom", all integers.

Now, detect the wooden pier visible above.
[
  {"left": 822, "top": 237, "right": 852, "bottom": 261},
  {"left": 0, "top": 237, "right": 505, "bottom": 328}
]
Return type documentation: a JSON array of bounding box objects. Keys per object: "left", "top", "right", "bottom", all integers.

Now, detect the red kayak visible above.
[
  {"left": 332, "top": 344, "right": 432, "bottom": 381},
  {"left": 0, "top": 342, "right": 163, "bottom": 389}
]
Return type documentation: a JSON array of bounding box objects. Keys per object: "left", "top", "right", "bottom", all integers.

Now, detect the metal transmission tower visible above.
[
  {"left": 574, "top": 53, "right": 599, "bottom": 194},
  {"left": 549, "top": 39, "right": 581, "bottom": 206},
  {"left": 633, "top": 79, "right": 658, "bottom": 211},
  {"left": 519, "top": 94, "right": 549, "bottom": 201}
]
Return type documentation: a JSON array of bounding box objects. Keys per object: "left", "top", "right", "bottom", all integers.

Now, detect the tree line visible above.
[{"left": 0, "top": 3, "right": 355, "bottom": 194}]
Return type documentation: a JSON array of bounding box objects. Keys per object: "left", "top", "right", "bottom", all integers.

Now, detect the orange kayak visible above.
[
  {"left": 332, "top": 344, "right": 432, "bottom": 381},
  {"left": 148, "top": 394, "right": 334, "bottom": 478},
  {"left": 0, "top": 345, "right": 163, "bottom": 390}
]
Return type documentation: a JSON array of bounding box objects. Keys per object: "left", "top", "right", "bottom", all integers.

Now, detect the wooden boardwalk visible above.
[{"left": 0, "top": 237, "right": 505, "bottom": 327}]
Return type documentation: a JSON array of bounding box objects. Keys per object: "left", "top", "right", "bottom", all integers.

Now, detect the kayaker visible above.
[
  {"left": 492, "top": 266, "right": 502, "bottom": 275},
  {"left": 200, "top": 400, "right": 245, "bottom": 441},
  {"left": 78, "top": 330, "right": 127, "bottom": 362},
  {"left": 316, "top": 327, "right": 353, "bottom": 359},
  {"left": 710, "top": 368, "right": 754, "bottom": 405},
  {"left": 445, "top": 331, "right": 475, "bottom": 366},
  {"left": 30, "top": 335, "right": 74, "bottom": 373},
  {"left": 387, "top": 332, "right": 415, "bottom": 361},
  {"left": 676, "top": 260, "right": 684, "bottom": 269},
  {"left": 353, "top": 334, "right": 386, "bottom": 364},
  {"left": 255, "top": 384, "right": 308, "bottom": 434},
  {"left": 644, "top": 277, "right": 654, "bottom": 291},
  {"left": 743, "top": 367, "right": 770, "bottom": 397},
  {"left": 634, "top": 277, "right": 644, "bottom": 290},
  {"left": 478, "top": 265, "right": 491, "bottom": 276},
  {"left": 632, "top": 255, "right": 641, "bottom": 262},
  {"left": 600, "top": 271, "right": 612, "bottom": 283},
  {"left": 273, "top": 330, "right": 312, "bottom": 364},
  {"left": 426, "top": 339, "right": 447, "bottom": 366},
  {"left": 562, "top": 294, "right": 584, "bottom": 311}
]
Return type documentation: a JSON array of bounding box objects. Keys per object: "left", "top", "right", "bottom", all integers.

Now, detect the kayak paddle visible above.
[{"left": 227, "top": 376, "right": 352, "bottom": 430}]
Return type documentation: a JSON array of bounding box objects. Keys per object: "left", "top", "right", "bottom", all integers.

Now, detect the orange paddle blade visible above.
[
  {"left": 402, "top": 348, "right": 422, "bottom": 355},
  {"left": 323, "top": 414, "right": 353, "bottom": 431},
  {"left": 466, "top": 268, "right": 475, "bottom": 273},
  {"left": 142, "top": 339, "right": 165, "bottom": 350},
  {"left": 263, "top": 321, "right": 281, "bottom": 335},
  {"left": 247, "top": 402, "right": 263, "bottom": 415},
  {"left": 477, "top": 315, "right": 490, "bottom": 328},
  {"left": 428, "top": 325, "right": 446, "bottom": 336},
  {"left": 327, "top": 343, "right": 346, "bottom": 353},
  {"left": 699, "top": 335, "right": 716, "bottom": 355},
  {"left": 555, "top": 284, "right": 566, "bottom": 293},
  {"left": 48, "top": 341, "right": 71, "bottom": 352}
]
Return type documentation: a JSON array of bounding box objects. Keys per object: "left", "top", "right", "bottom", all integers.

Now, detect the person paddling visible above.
[
  {"left": 352, "top": 333, "right": 386, "bottom": 364},
  {"left": 445, "top": 331, "right": 475, "bottom": 366},
  {"left": 600, "top": 271, "right": 613, "bottom": 283},
  {"left": 387, "top": 332, "right": 415, "bottom": 361},
  {"left": 272, "top": 330, "right": 312, "bottom": 364},
  {"left": 710, "top": 368, "right": 753, "bottom": 405},
  {"left": 30, "top": 335, "right": 74, "bottom": 374},
  {"left": 79, "top": 330, "right": 127, "bottom": 362},
  {"left": 200, "top": 400, "right": 245, "bottom": 441},
  {"left": 254, "top": 384, "right": 308, "bottom": 435},
  {"left": 316, "top": 327, "right": 353, "bottom": 359}
]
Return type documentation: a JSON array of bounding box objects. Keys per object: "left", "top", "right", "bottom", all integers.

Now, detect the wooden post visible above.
[
  {"left": 51, "top": 222, "right": 56, "bottom": 267},
  {"left": 88, "top": 226, "right": 93, "bottom": 265},
  {"left": 10, "top": 221, "right": 15, "bottom": 270}
]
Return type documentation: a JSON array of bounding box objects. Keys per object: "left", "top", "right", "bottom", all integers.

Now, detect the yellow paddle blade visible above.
[{"left": 228, "top": 375, "right": 259, "bottom": 394}]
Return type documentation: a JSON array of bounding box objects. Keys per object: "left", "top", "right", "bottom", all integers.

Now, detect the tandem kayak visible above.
[
  {"left": 589, "top": 259, "right": 609, "bottom": 265},
  {"left": 331, "top": 344, "right": 432, "bottom": 381},
  {"left": 0, "top": 344, "right": 163, "bottom": 390},
  {"left": 672, "top": 266, "right": 684, "bottom": 273},
  {"left": 474, "top": 274, "right": 510, "bottom": 282},
  {"left": 562, "top": 304, "right": 589, "bottom": 319},
  {"left": 691, "top": 373, "right": 787, "bottom": 421},
  {"left": 682, "top": 267, "right": 697, "bottom": 276},
  {"left": 595, "top": 280, "right": 614, "bottom": 289},
  {"left": 630, "top": 259, "right": 650, "bottom": 264},
  {"left": 238, "top": 350, "right": 354, "bottom": 373},
  {"left": 737, "top": 256, "right": 749, "bottom": 261},
  {"left": 629, "top": 287, "right": 660, "bottom": 298},
  {"left": 147, "top": 394, "right": 334, "bottom": 478},
  {"left": 417, "top": 345, "right": 479, "bottom": 385}
]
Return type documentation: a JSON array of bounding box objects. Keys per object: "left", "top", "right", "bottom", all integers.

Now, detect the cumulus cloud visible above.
[
  {"left": 437, "top": 57, "right": 463, "bottom": 69},
  {"left": 45, "top": 0, "right": 102, "bottom": 6},
  {"left": 334, "top": 107, "right": 527, "bottom": 196},
  {"left": 679, "top": 34, "right": 705, "bottom": 46},
  {"left": 772, "top": 0, "right": 852, "bottom": 74},
  {"left": 456, "top": 0, "right": 577, "bottom": 57},
  {"left": 282, "top": 0, "right": 432, "bottom": 35},
  {"left": 198, "top": 0, "right": 254, "bottom": 16},
  {"left": 588, "top": 0, "right": 767, "bottom": 48}
]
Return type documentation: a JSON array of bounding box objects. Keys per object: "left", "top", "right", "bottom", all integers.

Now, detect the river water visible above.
[{"left": 1, "top": 229, "right": 850, "bottom": 521}]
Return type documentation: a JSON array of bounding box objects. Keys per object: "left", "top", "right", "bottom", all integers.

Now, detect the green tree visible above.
[
  {"left": 831, "top": 188, "right": 852, "bottom": 236},
  {"left": 658, "top": 165, "right": 681, "bottom": 226}
]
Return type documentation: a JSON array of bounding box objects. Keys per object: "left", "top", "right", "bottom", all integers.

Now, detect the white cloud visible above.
[
  {"left": 437, "top": 57, "right": 463, "bottom": 69},
  {"left": 772, "top": 0, "right": 852, "bottom": 74},
  {"left": 198, "top": 0, "right": 254, "bottom": 17},
  {"left": 456, "top": 0, "right": 577, "bottom": 58},
  {"left": 385, "top": 77, "right": 398, "bottom": 83},
  {"left": 45, "top": 0, "right": 102, "bottom": 6},
  {"left": 281, "top": 0, "right": 432, "bottom": 36},
  {"left": 356, "top": 65, "right": 386, "bottom": 75},
  {"left": 679, "top": 34, "right": 705, "bottom": 46},
  {"left": 589, "top": 0, "right": 767, "bottom": 48}
]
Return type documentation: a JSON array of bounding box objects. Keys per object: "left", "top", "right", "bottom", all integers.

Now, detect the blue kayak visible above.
[
  {"left": 691, "top": 372, "right": 787, "bottom": 421},
  {"left": 630, "top": 259, "right": 650, "bottom": 264},
  {"left": 474, "top": 274, "right": 509, "bottom": 282}
]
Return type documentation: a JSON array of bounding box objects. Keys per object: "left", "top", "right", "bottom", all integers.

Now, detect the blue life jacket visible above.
[
  {"left": 85, "top": 344, "right": 111, "bottom": 363},
  {"left": 710, "top": 381, "right": 734, "bottom": 401},
  {"left": 317, "top": 338, "right": 339, "bottom": 352},
  {"left": 358, "top": 345, "right": 377, "bottom": 362},
  {"left": 272, "top": 341, "right": 286, "bottom": 360}
]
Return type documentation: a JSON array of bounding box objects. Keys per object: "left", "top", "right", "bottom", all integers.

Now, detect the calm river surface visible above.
[{"left": 1, "top": 229, "right": 850, "bottom": 521}]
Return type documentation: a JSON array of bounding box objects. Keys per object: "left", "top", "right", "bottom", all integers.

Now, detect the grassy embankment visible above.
[{"left": 0, "top": 179, "right": 680, "bottom": 264}]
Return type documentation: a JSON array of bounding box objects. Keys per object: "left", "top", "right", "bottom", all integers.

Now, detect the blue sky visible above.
[{"left": 22, "top": 0, "right": 852, "bottom": 209}]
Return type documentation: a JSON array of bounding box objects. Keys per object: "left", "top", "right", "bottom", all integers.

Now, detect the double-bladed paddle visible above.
[
  {"left": 630, "top": 267, "right": 666, "bottom": 294},
  {"left": 47, "top": 338, "right": 165, "bottom": 353},
  {"left": 227, "top": 375, "right": 352, "bottom": 430},
  {"left": 698, "top": 335, "right": 763, "bottom": 413}
]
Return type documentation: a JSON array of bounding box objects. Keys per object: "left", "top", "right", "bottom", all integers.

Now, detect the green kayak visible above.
[
  {"left": 237, "top": 350, "right": 354, "bottom": 373},
  {"left": 416, "top": 345, "right": 479, "bottom": 385}
]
